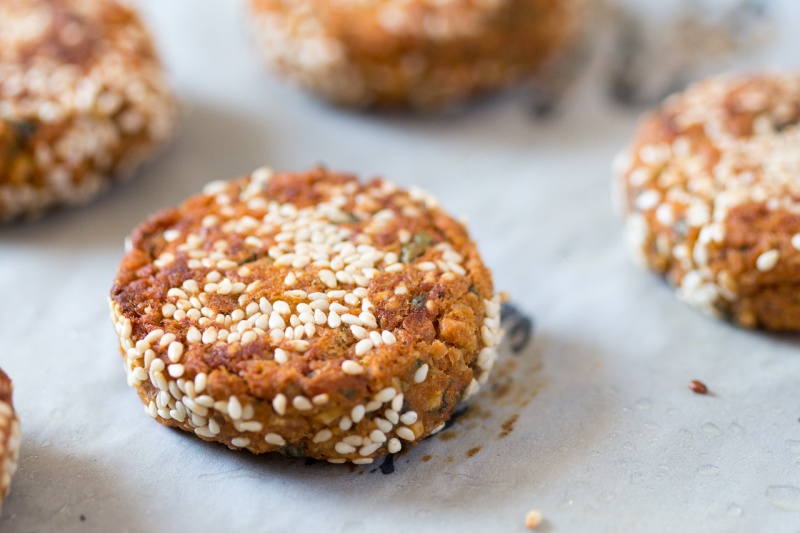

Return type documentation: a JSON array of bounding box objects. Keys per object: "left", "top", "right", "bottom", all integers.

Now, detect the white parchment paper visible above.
[{"left": 2, "top": 1, "right": 800, "bottom": 531}]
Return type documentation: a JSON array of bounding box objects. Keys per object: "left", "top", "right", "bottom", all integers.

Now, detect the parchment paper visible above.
[{"left": 2, "top": 1, "right": 800, "bottom": 531}]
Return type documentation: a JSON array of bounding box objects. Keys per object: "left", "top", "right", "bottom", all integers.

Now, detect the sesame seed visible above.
[
  {"left": 329, "top": 302, "right": 348, "bottom": 314},
  {"left": 195, "top": 427, "right": 214, "bottom": 438},
  {"left": 387, "top": 438, "right": 402, "bottom": 454},
  {"left": 756, "top": 249, "right": 780, "bottom": 272},
  {"left": 351, "top": 404, "right": 366, "bottom": 423},
  {"left": 293, "top": 396, "right": 313, "bottom": 411},
  {"left": 202, "top": 327, "right": 218, "bottom": 344},
  {"left": 414, "top": 364, "right": 429, "bottom": 383},
  {"left": 369, "top": 430, "right": 387, "bottom": 443},
  {"left": 271, "top": 300, "right": 289, "bottom": 315},
  {"left": 274, "top": 348, "right": 288, "bottom": 364},
  {"left": 319, "top": 269, "right": 337, "bottom": 288},
  {"left": 312, "top": 393, "right": 330, "bottom": 405},
  {"left": 231, "top": 437, "right": 250, "bottom": 447},
  {"left": 265, "top": 433, "right": 286, "bottom": 446},
  {"left": 352, "top": 458, "right": 374, "bottom": 465},
  {"left": 313, "top": 429, "right": 333, "bottom": 443},
  {"left": 368, "top": 331, "right": 383, "bottom": 346},
  {"left": 339, "top": 416, "right": 353, "bottom": 431},
  {"left": 350, "top": 325, "right": 367, "bottom": 339},
  {"left": 343, "top": 435, "right": 363, "bottom": 446},
  {"left": 355, "top": 339, "right": 374, "bottom": 355},
  {"left": 341, "top": 314, "right": 363, "bottom": 326},
  {"left": 186, "top": 327, "right": 201, "bottom": 344},
  {"left": 365, "top": 401, "right": 381, "bottom": 412},
  {"left": 228, "top": 396, "right": 243, "bottom": 420},
  {"left": 375, "top": 387, "right": 397, "bottom": 403},
  {"left": 359, "top": 442, "right": 382, "bottom": 456},
  {"left": 381, "top": 331, "right": 396, "bottom": 345},
  {"left": 335, "top": 442, "right": 356, "bottom": 454},
  {"left": 376, "top": 418, "right": 393, "bottom": 433},
  {"left": 272, "top": 394, "right": 287, "bottom": 415},
  {"left": 400, "top": 411, "right": 418, "bottom": 425},
  {"left": 269, "top": 312, "right": 286, "bottom": 329},
  {"left": 167, "top": 364, "right": 185, "bottom": 378},
  {"left": 391, "top": 393, "right": 404, "bottom": 412},
  {"left": 792, "top": 234, "right": 800, "bottom": 251},
  {"left": 396, "top": 427, "right": 416, "bottom": 441}
]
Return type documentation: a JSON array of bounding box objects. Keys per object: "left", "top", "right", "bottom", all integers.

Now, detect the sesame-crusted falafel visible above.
[
  {"left": 0, "top": 369, "right": 20, "bottom": 514},
  {"left": 616, "top": 73, "right": 800, "bottom": 330},
  {"left": 110, "top": 167, "right": 504, "bottom": 463},
  {"left": 0, "top": 0, "right": 177, "bottom": 221},
  {"left": 248, "top": 0, "right": 584, "bottom": 108}
]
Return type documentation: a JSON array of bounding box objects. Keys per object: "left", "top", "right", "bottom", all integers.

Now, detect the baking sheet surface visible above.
[{"left": 2, "top": 1, "right": 800, "bottom": 531}]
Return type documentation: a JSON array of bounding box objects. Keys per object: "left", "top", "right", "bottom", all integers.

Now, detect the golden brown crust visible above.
[
  {"left": 0, "top": 0, "right": 177, "bottom": 221},
  {"left": 110, "top": 167, "right": 502, "bottom": 463},
  {"left": 0, "top": 369, "right": 20, "bottom": 514},
  {"left": 616, "top": 73, "right": 800, "bottom": 330},
  {"left": 248, "top": 0, "right": 584, "bottom": 108}
]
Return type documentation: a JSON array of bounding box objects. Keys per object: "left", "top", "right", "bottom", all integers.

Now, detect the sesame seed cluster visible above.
[
  {"left": 616, "top": 73, "right": 800, "bottom": 330},
  {"left": 110, "top": 167, "right": 503, "bottom": 463},
  {"left": 0, "top": 0, "right": 177, "bottom": 221},
  {"left": 248, "top": 0, "right": 583, "bottom": 107},
  {"left": 0, "top": 370, "right": 20, "bottom": 513}
]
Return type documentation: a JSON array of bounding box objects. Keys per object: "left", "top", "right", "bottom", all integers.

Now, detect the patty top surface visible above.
[
  {"left": 619, "top": 73, "right": 800, "bottom": 324},
  {"left": 111, "top": 167, "right": 497, "bottom": 413}
]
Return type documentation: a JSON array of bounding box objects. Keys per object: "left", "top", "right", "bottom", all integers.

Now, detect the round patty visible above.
[
  {"left": 615, "top": 72, "right": 800, "bottom": 330},
  {"left": 110, "top": 167, "right": 503, "bottom": 463},
  {"left": 0, "top": 369, "right": 20, "bottom": 514},
  {"left": 0, "top": 0, "right": 177, "bottom": 222},
  {"left": 248, "top": 0, "right": 584, "bottom": 108}
]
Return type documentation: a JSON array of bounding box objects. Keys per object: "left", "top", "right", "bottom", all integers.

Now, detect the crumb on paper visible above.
[
  {"left": 525, "top": 509, "right": 543, "bottom": 529},
  {"left": 689, "top": 380, "right": 708, "bottom": 394}
]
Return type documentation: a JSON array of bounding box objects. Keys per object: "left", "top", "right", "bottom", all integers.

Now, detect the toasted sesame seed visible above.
[
  {"left": 228, "top": 396, "right": 243, "bottom": 420},
  {"left": 186, "top": 327, "right": 201, "bottom": 344},
  {"left": 387, "top": 438, "right": 402, "bottom": 454},
  {"left": 359, "top": 442, "right": 382, "bottom": 456},
  {"left": 369, "top": 430, "right": 387, "bottom": 443},
  {"left": 293, "top": 396, "right": 313, "bottom": 411},
  {"left": 375, "top": 387, "right": 397, "bottom": 403},
  {"left": 396, "top": 427, "right": 415, "bottom": 441},
  {"left": 342, "top": 360, "right": 364, "bottom": 375},
  {"left": 756, "top": 249, "right": 780, "bottom": 272},
  {"left": 414, "top": 364, "right": 429, "bottom": 383},
  {"left": 355, "top": 339, "right": 374, "bottom": 355},
  {"left": 381, "top": 330, "right": 396, "bottom": 345},
  {"left": 312, "top": 393, "right": 330, "bottom": 405},
  {"left": 343, "top": 435, "right": 363, "bottom": 446},
  {"left": 391, "top": 393, "right": 404, "bottom": 412},
  {"left": 272, "top": 393, "right": 287, "bottom": 415},
  {"left": 400, "top": 411, "right": 418, "bottom": 425},
  {"left": 265, "top": 433, "right": 286, "bottom": 446},
  {"left": 351, "top": 404, "right": 366, "bottom": 423},
  {"left": 335, "top": 442, "right": 356, "bottom": 454},
  {"left": 167, "top": 341, "right": 184, "bottom": 362},
  {"left": 376, "top": 417, "right": 393, "bottom": 433},
  {"left": 231, "top": 437, "right": 250, "bottom": 447},
  {"left": 319, "top": 269, "right": 337, "bottom": 288},
  {"left": 350, "top": 325, "right": 367, "bottom": 339},
  {"left": 313, "top": 429, "right": 333, "bottom": 443}
]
